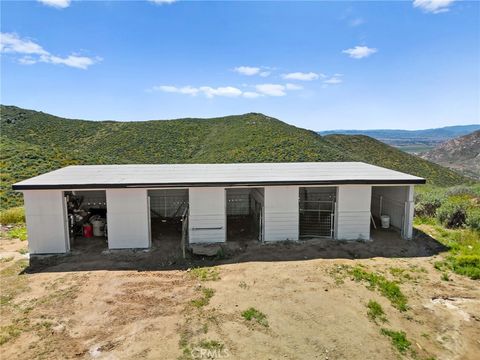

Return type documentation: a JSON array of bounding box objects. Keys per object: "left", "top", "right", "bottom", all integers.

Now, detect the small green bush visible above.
[
  {"left": 445, "top": 185, "right": 478, "bottom": 197},
  {"left": 191, "top": 287, "right": 215, "bottom": 308},
  {"left": 436, "top": 197, "right": 469, "bottom": 228},
  {"left": 449, "top": 255, "right": 480, "bottom": 280},
  {"left": 366, "top": 300, "right": 387, "bottom": 323},
  {"left": 190, "top": 267, "right": 220, "bottom": 281},
  {"left": 466, "top": 207, "right": 480, "bottom": 231},
  {"left": 350, "top": 267, "right": 408, "bottom": 311},
  {"left": 380, "top": 328, "right": 411, "bottom": 353},
  {"left": 7, "top": 226, "right": 27, "bottom": 241},
  {"left": 0, "top": 207, "right": 25, "bottom": 225},
  {"left": 241, "top": 307, "right": 268, "bottom": 327},
  {"left": 415, "top": 191, "right": 444, "bottom": 217},
  {"left": 197, "top": 339, "right": 224, "bottom": 350}
]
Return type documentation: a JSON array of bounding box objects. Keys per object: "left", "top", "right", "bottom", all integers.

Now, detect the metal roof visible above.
[{"left": 12, "top": 162, "right": 426, "bottom": 190}]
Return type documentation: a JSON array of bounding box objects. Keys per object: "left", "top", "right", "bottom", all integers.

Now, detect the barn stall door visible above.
[{"left": 299, "top": 187, "right": 336, "bottom": 239}]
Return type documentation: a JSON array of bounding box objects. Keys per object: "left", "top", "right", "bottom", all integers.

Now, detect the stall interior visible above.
[
  {"left": 65, "top": 190, "right": 107, "bottom": 251},
  {"left": 371, "top": 186, "right": 409, "bottom": 237},
  {"left": 226, "top": 188, "right": 264, "bottom": 242},
  {"left": 148, "top": 189, "right": 189, "bottom": 250}
]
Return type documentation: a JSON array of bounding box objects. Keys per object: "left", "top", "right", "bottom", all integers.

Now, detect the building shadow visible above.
[{"left": 24, "top": 228, "right": 449, "bottom": 274}]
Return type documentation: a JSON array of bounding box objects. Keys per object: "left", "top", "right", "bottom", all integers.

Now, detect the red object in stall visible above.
[{"left": 83, "top": 224, "right": 93, "bottom": 238}]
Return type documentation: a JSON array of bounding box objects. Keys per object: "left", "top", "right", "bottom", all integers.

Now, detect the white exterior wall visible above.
[
  {"left": 106, "top": 188, "right": 150, "bottom": 249},
  {"left": 189, "top": 187, "right": 226, "bottom": 243},
  {"left": 405, "top": 186, "right": 415, "bottom": 239},
  {"left": 264, "top": 186, "right": 299, "bottom": 242},
  {"left": 23, "top": 190, "right": 69, "bottom": 254},
  {"left": 335, "top": 185, "right": 371, "bottom": 240}
]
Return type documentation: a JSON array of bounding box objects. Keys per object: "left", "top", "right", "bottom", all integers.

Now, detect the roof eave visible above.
[{"left": 12, "top": 178, "right": 426, "bottom": 191}]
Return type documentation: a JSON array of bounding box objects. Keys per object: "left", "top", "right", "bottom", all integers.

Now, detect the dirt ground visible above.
[{"left": 0, "top": 229, "right": 479, "bottom": 360}]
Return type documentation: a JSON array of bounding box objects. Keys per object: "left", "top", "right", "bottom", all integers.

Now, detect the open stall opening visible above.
[
  {"left": 65, "top": 190, "right": 108, "bottom": 252},
  {"left": 148, "top": 189, "right": 189, "bottom": 250},
  {"left": 371, "top": 186, "right": 409, "bottom": 237},
  {"left": 299, "top": 187, "right": 336, "bottom": 239},
  {"left": 226, "top": 188, "right": 264, "bottom": 242}
]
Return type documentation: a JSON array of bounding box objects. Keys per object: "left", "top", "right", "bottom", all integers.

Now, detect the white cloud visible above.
[
  {"left": 0, "top": 33, "right": 48, "bottom": 55},
  {"left": 152, "top": 80, "right": 305, "bottom": 99},
  {"left": 154, "top": 85, "right": 199, "bottom": 96},
  {"left": 40, "top": 54, "right": 100, "bottom": 69},
  {"left": 413, "top": 0, "right": 456, "bottom": 14},
  {"left": 255, "top": 84, "right": 286, "bottom": 97},
  {"left": 285, "top": 83, "right": 303, "bottom": 90},
  {"left": 234, "top": 66, "right": 271, "bottom": 77},
  {"left": 323, "top": 76, "right": 343, "bottom": 85},
  {"left": 0, "top": 32, "right": 100, "bottom": 69},
  {"left": 153, "top": 85, "right": 242, "bottom": 98},
  {"left": 18, "top": 56, "right": 37, "bottom": 65},
  {"left": 38, "top": 0, "right": 71, "bottom": 8},
  {"left": 342, "top": 46, "right": 377, "bottom": 59},
  {"left": 234, "top": 66, "right": 261, "bottom": 76},
  {"left": 243, "top": 92, "right": 262, "bottom": 99},
  {"left": 282, "top": 72, "right": 319, "bottom": 81},
  {"left": 199, "top": 86, "right": 242, "bottom": 98},
  {"left": 148, "top": 0, "right": 177, "bottom": 4}
]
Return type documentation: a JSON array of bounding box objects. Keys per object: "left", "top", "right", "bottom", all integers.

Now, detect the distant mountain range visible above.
[
  {"left": 421, "top": 130, "right": 480, "bottom": 180},
  {"left": 319, "top": 125, "right": 480, "bottom": 154},
  {"left": 0, "top": 105, "right": 470, "bottom": 209}
]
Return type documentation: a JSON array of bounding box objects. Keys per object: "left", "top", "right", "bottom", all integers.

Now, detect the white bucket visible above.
[
  {"left": 380, "top": 215, "right": 390, "bottom": 229},
  {"left": 91, "top": 219, "right": 105, "bottom": 237}
]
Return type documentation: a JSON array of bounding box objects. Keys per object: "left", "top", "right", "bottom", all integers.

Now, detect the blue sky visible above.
[{"left": 1, "top": 0, "right": 479, "bottom": 131}]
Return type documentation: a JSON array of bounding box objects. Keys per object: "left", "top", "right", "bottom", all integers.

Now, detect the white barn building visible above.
[{"left": 12, "top": 162, "right": 425, "bottom": 255}]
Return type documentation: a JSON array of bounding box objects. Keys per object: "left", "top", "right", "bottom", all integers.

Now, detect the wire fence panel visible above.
[
  {"left": 299, "top": 187, "right": 336, "bottom": 239},
  {"left": 149, "top": 189, "right": 188, "bottom": 219}
]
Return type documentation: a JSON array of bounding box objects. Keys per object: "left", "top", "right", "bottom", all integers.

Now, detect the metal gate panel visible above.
[{"left": 299, "top": 187, "right": 336, "bottom": 239}]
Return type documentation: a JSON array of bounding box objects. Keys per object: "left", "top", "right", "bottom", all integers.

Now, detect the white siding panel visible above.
[
  {"left": 23, "top": 190, "right": 68, "bottom": 254},
  {"left": 264, "top": 186, "right": 299, "bottom": 241},
  {"left": 405, "top": 186, "right": 414, "bottom": 240},
  {"left": 106, "top": 189, "right": 149, "bottom": 249},
  {"left": 189, "top": 188, "right": 226, "bottom": 243},
  {"left": 336, "top": 185, "right": 371, "bottom": 240}
]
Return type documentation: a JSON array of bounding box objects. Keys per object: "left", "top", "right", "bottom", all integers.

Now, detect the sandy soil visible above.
[{"left": 1, "top": 230, "right": 479, "bottom": 360}]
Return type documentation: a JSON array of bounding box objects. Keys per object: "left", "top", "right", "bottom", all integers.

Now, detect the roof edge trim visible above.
[{"left": 13, "top": 178, "right": 426, "bottom": 190}]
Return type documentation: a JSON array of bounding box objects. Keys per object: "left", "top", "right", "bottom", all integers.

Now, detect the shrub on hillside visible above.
[
  {"left": 449, "top": 255, "right": 480, "bottom": 280},
  {"left": 415, "top": 190, "right": 445, "bottom": 217},
  {"left": 436, "top": 197, "right": 469, "bottom": 229},
  {"left": 0, "top": 207, "right": 25, "bottom": 225},
  {"left": 466, "top": 207, "right": 480, "bottom": 231},
  {"left": 445, "top": 185, "right": 480, "bottom": 198}
]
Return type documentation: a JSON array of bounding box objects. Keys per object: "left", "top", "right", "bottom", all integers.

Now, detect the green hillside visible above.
[
  {"left": 0, "top": 105, "right": 469, "bottom": 209},
  {"left": 323, "top": 135, "right": 467, "bottom": 187}
]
